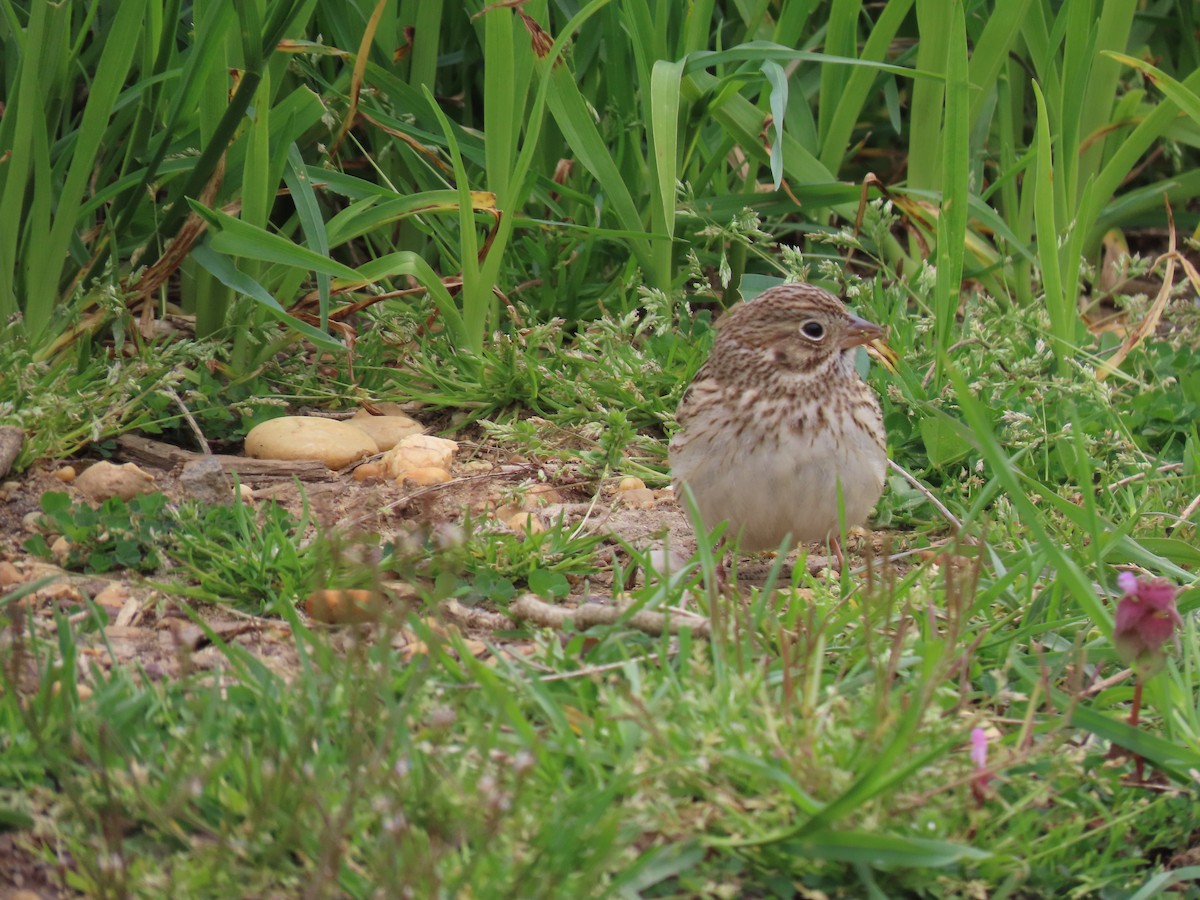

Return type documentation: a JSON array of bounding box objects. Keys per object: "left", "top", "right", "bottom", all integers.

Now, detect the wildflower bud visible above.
[
  {"left": 970, "top": 728, "right": 988, "bottom": 769},
  {"left": 1113, "top": 572, "right": 1182, "bottom": 679},
  {"left": 969, "top": 727, "right": 993, "bottom": 807}
]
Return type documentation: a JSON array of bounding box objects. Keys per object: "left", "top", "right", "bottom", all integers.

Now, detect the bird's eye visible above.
[{"left": 800, "top": 320, "right": 826, "bottom": 341}]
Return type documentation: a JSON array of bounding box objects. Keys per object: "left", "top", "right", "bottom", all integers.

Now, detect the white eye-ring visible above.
[{"left": 800, "top": 320, "right": 826, "bottom": 341}]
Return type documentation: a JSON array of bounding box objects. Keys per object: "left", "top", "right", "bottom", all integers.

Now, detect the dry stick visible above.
[
  {"left": 164, "top": 386, "right": 211, "bottom": 456},
  {"left": 1170, "top": 491, "right": 1200, "bottom": 537},
  {"left": 1081, "top": 666, "right": 1132, "bottom": 698},
  {"left": 440, "top": 598, "right": 511, "bottom": 632},
  {"left": 509, "top": 593, "right": 711, "bottom": 640},
  {"left": 1106, "top": 462, "right": 1183, "bottom": 491},
  {"left": 1097, "top": 195, "right": 1188, "bottom": 382},
  {"left": 535, "top": 657, "right": 654, "bottom": 683},
  {"left": 887, "top": 459, "right": 963, "bottom": 532}
]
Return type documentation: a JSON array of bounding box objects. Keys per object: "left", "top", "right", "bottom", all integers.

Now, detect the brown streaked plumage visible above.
[{"left": 669, "top": 282, "right": 887, "bottom": 552}]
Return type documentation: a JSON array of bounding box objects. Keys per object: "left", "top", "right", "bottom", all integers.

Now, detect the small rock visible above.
[
  {"left": 37, "top": 581, "right": 82, "bottom": 605},
  {"left": 506, "top": 511, "right": 545, "bottom": 534},
  {"left": 381, "top": 434, "right": 458, "bottom": 478},
  {"left": 75, "top": 461, "right": 157, "bottom": 502},
  {"left": 245, "top": 416, "right": 379, "bottom": 469},
  {"left": 353, "top": 461, "right": 385, "bottom": 482},
  {"left": 50, "top": 535, "right": 72, "bottom": 565},
  {"left": 372, "top": 401, "right": 416, "bottom": 417},
  {"left": 618, "top": 487, "right": 657, "bottom": 509},
  {"left": 0, "top": 426, "right": 23, "bottom": 480},
  {"left": 347, "top": 410, "right": 424, "bottom": 450},
  {"left": 305, "top": 589, "right": 382, "bottom": 625},
  {"left": 94, "top": 582, "right": 132, "bottom": 611},
  {"left": 0, "top": 560, "right": 22, "bottom": 587},
  {"left": 165, "top": 618, "right": 209, "bottom": 652},
  {"left": 179, "top": 456, "right": 232, "bottom": 505},
  {"left": 54, "top": 466, "right": 77, "bottom": 483},
  {"left": 401, "top": 466, "right": 452, "bottom": 487},
  {"left": 523, "top": 483, "right": 561, "bottom": 507}
]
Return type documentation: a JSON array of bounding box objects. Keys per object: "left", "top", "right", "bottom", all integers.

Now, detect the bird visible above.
[{"left": 668, "top": 282, "right": 887, "bottom": 561}]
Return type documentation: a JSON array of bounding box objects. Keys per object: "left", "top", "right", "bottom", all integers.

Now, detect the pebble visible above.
[
  {"left": 75, "top": 461, "right": 157, "bottom": 502},
  {"left": 244, "top": 416, "right": 379, "bottom": 469}
]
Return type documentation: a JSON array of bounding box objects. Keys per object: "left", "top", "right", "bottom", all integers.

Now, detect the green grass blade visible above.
[
  {"left": 650, "top": 58, "right": 684, "bottom": 274},
  {"left": 424, "top": 85, "right": 487, "bottom": 354},
  {"left": 784, "top": 830, "right": 991, "bottom": 867},
  {"left": 1031, "top": 81, "right": 1071, "bottom": 371},
  {"left": 283, "top": 143, "right": 331, "bottom": 332},
  {"left": 909, "top": 0, "right": 952, "bottom": 190},
  {"left": 818, "top": 0, "right": 914, "bottom": 173},
  {"left": 933, "top": 1, "right": 969, "bottom": 375},
  {"left": 816, "top": 0, "right": 862, "bottom": 150},
  {"left": 189, "top": 243, "right": 342, "bottom": 352},
  {"left": 760, "top": 59, "right": 788, "bottom": 190},
  {"left": 25, "top": 0, "right": 147, "bottom": 339},
  {"left": 192, "top": 202, "right": 361, "bottom": 280},
  {"left": 949, "top": 364, "right": 1112, "bottom": 635}
]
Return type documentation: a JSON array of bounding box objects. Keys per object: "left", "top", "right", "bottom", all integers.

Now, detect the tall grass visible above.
[{"left": 3, "top": 1, "right": 1197, "bottom": 363}]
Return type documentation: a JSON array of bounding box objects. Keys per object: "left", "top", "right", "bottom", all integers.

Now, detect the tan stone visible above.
[
  {"left": 347, "top": 410, "right": 425, "bottom": 450},
  {"left": 617, "top": 487, "right": 657, "bottom": 509},
  {"left": 305, "top": 589, "right": 382, "bottom": 625},
  {"left": 401, "top": 466, "right": 452, "bottom": 486},
  {"left": 75, "top": 461, "right": 156, "bottom": 501},
  {"left": 381, "top": 434, "right": 458, "bottom": 478},
  {"left": 0, "top": 560, "right": 21, "bottom": 587},
  {"left": 506, "top": 511, "right": 545, "bottom": 534},
  {"left": 353, "top": 461, "right": 385, "bottom": 482},
  {"left": 244, "top": 416, "right": 378, "bottom": 469}
]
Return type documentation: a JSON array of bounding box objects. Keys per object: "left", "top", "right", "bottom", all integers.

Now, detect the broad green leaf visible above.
[
  {"left": 189, "top": 242, "right": 342, "bottom": 352},
  {"left": 783, "top": 829, "right": 991, "bottom": 867}
]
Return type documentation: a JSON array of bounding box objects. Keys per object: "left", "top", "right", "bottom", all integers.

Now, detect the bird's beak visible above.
[
  {"left": 842, "top": 315, "right": 898, "bottom": 371},
  {"left": 841, "top": 315, "right": 884, "bottom": 350}
]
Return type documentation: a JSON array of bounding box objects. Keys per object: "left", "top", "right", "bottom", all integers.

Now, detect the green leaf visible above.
[
  {"left": 760, "top": 60, "right": 788, "bottom": 190},
  {"left": 188, "top": 242, "right": 343, "bottom": 352},
  {"left": 1105, "top": 52, "right": 1200, "bottom": 125},
  {"left": 0, "top": 807, "right": 35, "bottom": 831},
  {"left": 919, "top": 414, "right": 972, "bottom": 467},
  {"left": 22, "top": 534, "right": 51, "bottom": 559},
  {"left": 1135, "top": 539, "right": 1200, "bottom": 569},
  {"left": 783, "top": 829, "right": 991, "bottom": 867},
  {"left": 528, "top": 569, "right": 569, "bottom": 601},
  {"left": 40, "top": 491, "right": 72, "bottom": 517},
  {"left": 1069, "top": 704, "right": 1199, "bottom": 784},
  {"left": 191, "top": 202, "right": 361, "bottom": 281}
]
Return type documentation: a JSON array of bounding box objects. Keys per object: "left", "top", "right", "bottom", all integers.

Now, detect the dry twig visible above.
[{"left": 509, "top": 593, "right": 711, "bottom": 639}]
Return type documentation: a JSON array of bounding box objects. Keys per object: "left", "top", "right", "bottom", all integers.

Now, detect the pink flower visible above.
[
  {"left": 1113, "top": 573, "right": 1182, "bottom": 679},
  {"left": 970, "top": 728, "right": 988, "bottom": 769},
  {"left": 969, "top": 727, "right": 992, "bottom": 806}
]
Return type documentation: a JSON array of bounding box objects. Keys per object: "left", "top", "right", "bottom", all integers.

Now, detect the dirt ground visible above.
[{"left": 0, "top": 427, "right": 889, "bottom": 898}]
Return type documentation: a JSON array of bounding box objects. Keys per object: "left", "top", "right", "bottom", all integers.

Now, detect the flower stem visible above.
[{"left": 1129, "top": 678, "right": 1144, "bottom": 782}]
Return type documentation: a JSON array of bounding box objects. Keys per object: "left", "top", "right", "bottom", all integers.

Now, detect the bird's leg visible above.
[
  {"left": 830, "top": 536, "right": 846, "bottom": 573},
  {"left": 712, "top": 535, "right": 731, "bottom": 595}
]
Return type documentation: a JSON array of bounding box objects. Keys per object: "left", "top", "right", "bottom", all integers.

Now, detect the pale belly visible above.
[{"left": 671, "top": 420, "right": 886, "bottom": 552}]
